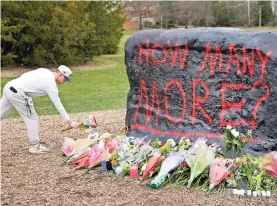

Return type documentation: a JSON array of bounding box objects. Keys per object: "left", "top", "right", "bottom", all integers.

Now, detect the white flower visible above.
[
  {"left": 122, "top": 144, "right": 129, "bottom": 151},
  {"left": 167, "top": 139, "right": 176, "bottom": 147},
  {"left": 141, "top": 163, "right": 147, "bottom": 171},
  {"left": 226, "top": 125, "right": 232, "bottom": 130},
  {"left": 231, "top": 129, "right": 240, "bottom": 137},
  {"left": 185, "top": 139, "right": 191, "bottom": 146},
  {"left": 210, "top": 146, "right": 217, "bottom": 153}
]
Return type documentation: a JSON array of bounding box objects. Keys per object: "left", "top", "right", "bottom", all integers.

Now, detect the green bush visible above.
[
  {"left": 143, "top": 21, "right": 153, "bottom": 28},
  {"left": 1, "top": 1, "right": 125, "bottom": 67}
]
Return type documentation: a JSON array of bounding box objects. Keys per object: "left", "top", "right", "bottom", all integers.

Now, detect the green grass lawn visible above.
[
  {"left": 1, "top": 29, "right": 138, "bottom": 117},
  {"left": 238, "top": 26, "right": 277, "bottom": 31}
]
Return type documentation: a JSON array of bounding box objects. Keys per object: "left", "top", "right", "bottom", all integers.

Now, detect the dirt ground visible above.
[{"left": 1, "top": 110, "right": 276, "bottom": 206}]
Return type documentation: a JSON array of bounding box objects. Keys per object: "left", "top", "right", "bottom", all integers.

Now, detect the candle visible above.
[
  {"left": 266, "top": 191, "right": 271, "bottom": 197},
  {"left": 262, "top": 191, "right": 266, "bottom": 197}
]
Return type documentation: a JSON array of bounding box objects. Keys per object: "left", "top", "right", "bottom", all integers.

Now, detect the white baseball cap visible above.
[{"left": 58, "top": 65, "right": 72, "bottom": 82}]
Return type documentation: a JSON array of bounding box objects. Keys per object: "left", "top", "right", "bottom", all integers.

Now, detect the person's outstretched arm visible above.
[{"left": 46, "top": 85, "right": 79, "bottom": 128}]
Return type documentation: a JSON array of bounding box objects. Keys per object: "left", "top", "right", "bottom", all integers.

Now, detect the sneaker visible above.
[{"left": 29, "top": 144, "right": 50, "bottom": 154}]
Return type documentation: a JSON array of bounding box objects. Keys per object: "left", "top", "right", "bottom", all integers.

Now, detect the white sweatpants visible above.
[{"left": 1, "top": 83, "right": 40, "bottom": 145}]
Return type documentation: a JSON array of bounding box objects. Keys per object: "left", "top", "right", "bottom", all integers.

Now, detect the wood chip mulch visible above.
[{"left": 1, "top": 110, "right": 276, "bottom": 206}]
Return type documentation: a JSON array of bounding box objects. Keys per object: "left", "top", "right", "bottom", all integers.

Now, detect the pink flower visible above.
[
  {"left": 242, "top": 158, "right": 248, "bottom": 165},
  {"left": 185, "top": 139, "right": 191, "bottom": 146},
  {"left": 232, "top": 164, "right": 238, "bottom": 170}
]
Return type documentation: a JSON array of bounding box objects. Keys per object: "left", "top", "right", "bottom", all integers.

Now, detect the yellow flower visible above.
[{"left": 256, "top": 175, "right": 261, "bottom": 182}]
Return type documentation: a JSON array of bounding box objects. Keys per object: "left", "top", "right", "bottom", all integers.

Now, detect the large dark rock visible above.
[{"left": 125, "top": 28, "right": 277, "bottom": 155}]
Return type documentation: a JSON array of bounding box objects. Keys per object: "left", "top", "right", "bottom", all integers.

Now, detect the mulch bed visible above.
[{"left": 1, "top": 110, "right": 276, "bottom": 206}]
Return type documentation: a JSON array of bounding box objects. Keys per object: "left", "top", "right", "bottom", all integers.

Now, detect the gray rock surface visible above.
[{"left": 125, "top": 28, "right": 277, "bottom": 154}]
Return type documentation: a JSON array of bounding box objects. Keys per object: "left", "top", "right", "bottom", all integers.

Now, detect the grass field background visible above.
[
  {"left": 1, "top": 27, "right": 276, "bottom": 117},
  {"left": 1, "top": 29, "right": 138, "bottom": 117}
]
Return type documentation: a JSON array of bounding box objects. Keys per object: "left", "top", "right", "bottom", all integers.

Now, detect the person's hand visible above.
[{"left": 70, "top": 121, "right": 79, "bottom": 128}]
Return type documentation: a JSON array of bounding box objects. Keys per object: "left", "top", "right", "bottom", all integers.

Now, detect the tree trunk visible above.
[
  {"left": 205, "top": 0, "right": 209, "bottom": 27},
  {"left": 248, "top": 0, "right": 251, "bottom": 26},
  {"left": 165, "top": 16, "right": 168, "bottom": 29},
  {"left": 139, "top": 16, "right": 143, "bottom": 30}
]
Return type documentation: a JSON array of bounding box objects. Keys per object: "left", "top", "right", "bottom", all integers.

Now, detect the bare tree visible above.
[
  {"left": 205, "top": 0, "right": 211, "bottom": 27},
  {"left": 176, "top": 1, "right": 206, "bottom": 28},
  {"left": 158, "top": 1, "right": 179, "bottom": 28},
  {"left": 126, "top": 1, "right": 155, "bottom": 30}
]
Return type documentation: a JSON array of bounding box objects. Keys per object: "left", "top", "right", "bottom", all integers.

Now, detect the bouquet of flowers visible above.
[
  {"left": 110, "top": 137, "right": 156, "bottom": 176},
  {"left": 62, "top": 137, "right": 76, "bottom": 157},
  {"left": 62, "top": 115, "right": 97, "bottom": 132},
  {"left": 68, "top": 148, "right": 92, "bottom": 169},
  {"left": 69, "top": 138, "right": 94, "bottom": 155},
  {"left": 61, "top": 138, "right": 95, "bottom": 166},
  {"left": 259, "top": 151, "right": 277, "bottom": 178},
  {"left": 110, "top": 137, "right": 131, "bottom": 167},
  {"left": 150, "top": 150, "right": 186, "bottom": 188},
  {"left": 104, "top": 138, "right": 119, "bottom": 153},
  {"left": 232, "top": 154, "right": 277, "bottom": 191},
  {"left": 115, "top": 137, "right": 153, "bottom": 166},
  {"left": 89, "top": 147, "right": 109, "bottom": 169},
  {"left": 209, "top": 158, "right": 234, "bottom": 190},
  {"left": 141, "top": 152, "right": 162, "bottom": 180},
  {"left": 185, "top": 138, "right": 215, "bottom": 188},
  {"left": 223, "top": 125, "right": 247, "bottom": 157}
]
